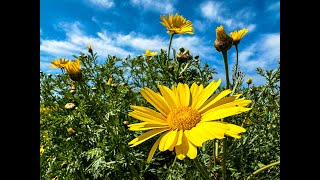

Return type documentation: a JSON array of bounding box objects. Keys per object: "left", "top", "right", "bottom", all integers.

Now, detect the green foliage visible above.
[{"left": 40, "top": 48, "right": 280, "bottom": 179}]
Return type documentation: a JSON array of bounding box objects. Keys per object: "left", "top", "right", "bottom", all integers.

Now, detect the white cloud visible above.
[
  {"left": 267, "top": 1, "right": 280, "bottom": 11},
  {"left": 130, "top": 0, "right": 175, "bottom": 13},
  {"left": 200, "top": 1, "right": 256, "bottom": 31},
  {"left": 87, "top": 0, "right": 115, "bottom": 9}
]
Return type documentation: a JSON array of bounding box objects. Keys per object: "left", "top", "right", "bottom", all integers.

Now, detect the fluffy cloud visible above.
[
  {"left": 200, "top": 1, "right": 256, "bottom": 31},
  {"left": 87, "top": 0, "right": 115, "bottom": 9},
  {"left": 130, "top": 0, "right": 176, "bottom": 13}
]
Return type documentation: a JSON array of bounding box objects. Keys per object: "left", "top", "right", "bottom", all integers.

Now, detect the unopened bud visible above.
[
  {"left": 123, "top": 121, "right": 130, "bottom": 125},
  {"left": 65, "top": 103, "right": 76, "bottom": 110},
  {"left": 70, "top": 89, "right": 76, "bottom": 95},
  {"left": 179, "top": 47, "right": 185, "bottom": 52},
  {"left": 67, "top": 128, "right": 75, "bottom": 135},
  {"left": 48, "top": 74, "right": 52, "bottom": 78},
  {"left": 194, "top": 55, "right": 199, "bottom": 59},
  {"left": 56, "top": 74, "right": 60, "bottom": 77},
  {"left": 208, "top": 74, "right": 212, "bottom": 80},
  {"left": 246, "top": 78, "right": 253, "bottom": 85},
  {"left": 196, "top": 81, "right": 201, "bottom": 86}
]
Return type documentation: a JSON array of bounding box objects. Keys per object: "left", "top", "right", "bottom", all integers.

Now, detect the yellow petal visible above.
[
  {"left": 210, "top": 99, "right": 252, "bottom": 111},
  {"left": 129, "top": 128, "right": 169, "bottom": 147},
  {"left": 194, "top": 79, "right": 221, "bottom": 109},
  {"left": 147, "top": 133, "right": 166, "bottom": 163},
  {"left": 186, "top": 140, "right": 197, "bottom": 159},
  {"left": 130, "top": 106, "right": 167, "bottom": 122},
  {"left": 140, "top": 88, "right": 171, "bottom": 116},
  {"left": 128, "top": 111, "right": 167, "bottom": 125},
  {"left": 168, "top": 129, "right": 180, "bottom": 151},
  {"left": 179, "top": 83, "right": 190, "bottom": 107},
  {"left": 201, "top": 107, "right": 252, "bottom": 122},
  {"left": 176, "top": 130, "right": 183, "bottom": 146},
  {"left": 223, "top": 123, "right": 246, "bottom": 139},
  {"left": 128, "top": 123, "right": 169, "bottom": 131},
  {"left": 158, "top": 85, "right": 179, "bottom": 110},
  {"left": 190, "top": 83, "right": 204, "bottom": 107},
  {"left": 187, "top": 127, "right": 211, "bottom": 145},
  {"left": 184, "top": 130, "right": 202, "bottom": 147},
  {"left": 159, "top": 130, "right": 178, "bottom": 151},
  {"left": 175, "top": 144, "right": 186, "bottom": 160},
  {"left": 198, "top": 89, "right": 232, "bottom": 113},
  {"left": 196, "top": 122, "right": 229, "bottom": 139}
]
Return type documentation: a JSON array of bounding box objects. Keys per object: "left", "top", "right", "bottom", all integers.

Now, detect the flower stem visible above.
[
  {"left": 222, "top": 51, "right": 230, "bottom": 89},
  {"left": 234, "top": 44, "right": 239, "bottom": 87},
  {"left": 193, "top": 157, "right": 212, "bottom": 180},
  {"left": 246, "top": 161, "right": 280, "bottom": 180},
  {"left": 167, "top": 34, "right": 174, "bottom": 64},
  {"left": 221, "top": 50, "right": 230, "bottom": 180}
]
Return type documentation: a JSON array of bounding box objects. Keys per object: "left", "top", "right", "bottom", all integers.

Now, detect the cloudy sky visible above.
[{"left": 40, "top": 0, "right": 280, "bottom": 85}]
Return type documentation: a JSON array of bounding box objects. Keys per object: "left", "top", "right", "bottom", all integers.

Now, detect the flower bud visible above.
[
  {"left": 246, "top": 78, "right": 253, "bottom": 85},
  {"left": 196, "top": 81, "right": 201, "bottom": 86},
  {"left": 179, "top": 47, "right": 185, "bottom": 52},
  {"left": 214, "top": 25, "right": 233, "bottom": 52},
  {"left": 87, "top": 44, "right": 92, "bottom": 53},
  {"left": 67, "top": 128, "right": 75, "bottom": 135},
  {"left": 123, "top": 121, "right": 130, "bottom": 125},
  {"left": 208, "top": 74, "right": 212, "bottom": 80},
  {"left": 65, "top": 103, "right": 76, "bottom": 110},
  {"left": 48, "top": 74, "right": 52, "bottom": 78},
  {"left": 194, "top": 55, "right": 199, "bottom": 59},
  {"left": 70, "top": 89, "right": 76, "bottom": 95}
]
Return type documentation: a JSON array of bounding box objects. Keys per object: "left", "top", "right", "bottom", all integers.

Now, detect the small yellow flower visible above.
[
  {"left": 40, "top": 145, "right": 44, "bottom": 155},
  {"left": 144, "top": 49, "right": 158, "bottom": 57},
  {"left": 160, "top": 13, "right": 194, "bottom": 35},
  {"left": 107, "top": 78, "right": 113, "bottom": 85},
  {"left": 214, "top": 25, "right": 233, "bottom": 52},
  {"left": 87, "top": 44, "right": 92, "bottom": 52},
  {"left": 65, "top": 59, "right": 82, "bottom": 81},
  {"left": 128, "top": 79, "right": 251, "bottom": 162},
  {"left": 246, "top": 77, "right": 253, "bottom": 85},
  {"left": 230, "top": 28, "right": 249, "bottom": 45},
  {"left": 67, "top": 128, "right": 75, "bottom": 135},
  {"left": 50, "top": 58, "right": 69, "bottom": 68}
]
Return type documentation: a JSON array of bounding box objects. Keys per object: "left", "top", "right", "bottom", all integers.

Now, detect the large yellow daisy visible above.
[
  {"left": 128, "top": 79, "right": 252, "bottom": 162},
  {"left": 230, "top": 28, "right": 249, "bottom": 45},
  {"left": 50, "top": 58, "right": 69, "bottom": 68},
  {"left": 160, "top": 13, "right": 194, "bottom": 35}
]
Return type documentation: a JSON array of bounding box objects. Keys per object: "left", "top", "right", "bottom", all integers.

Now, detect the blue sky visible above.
[{"left": 40, "top": 0, "right": 280, "bottom": 86}]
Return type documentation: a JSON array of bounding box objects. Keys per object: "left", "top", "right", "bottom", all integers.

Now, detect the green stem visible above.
[
  {"left": 193, "top": 157, "right": 212, "bottom": 180},
  {"left": 167, "top": 34, "right": 174, "bottom": 64},
  {"left": 221, "top": 50, "right": 230, "bottom": 180},
  {"left": 234, "top": 45, "right": 239, "bottom": 88},
  {"left": 222, "top": 51, "right": 230, "bottom": 89},
  {"left": 246, "top": 161, "right": 280, "bottom": 180},
  {"left": 213, "top": 140, "right": 217, "bottom": 168}
]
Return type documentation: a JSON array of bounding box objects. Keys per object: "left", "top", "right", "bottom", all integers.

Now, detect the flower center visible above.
[{"left": 167, "top": 107, "right": 201, "bottom": 130}]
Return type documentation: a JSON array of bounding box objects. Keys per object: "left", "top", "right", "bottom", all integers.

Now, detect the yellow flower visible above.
[
  {"left": 67, "top": 128, "right": 75, "bottom": 135},
  {"left": 65, "top": 59, "right": 82, "bottom": 81},
  {"left": 128, "top": 79, "right": 251, "bottom": 162},
  {"left": 246, "top": 77, "right": 253, "bottom": 85},
  {"left": 50, "top": 58, "right": 69, "bottom": 68},
  {"left": 230, "top": 28, "right": 249, "bottom": 45},
  {"left": 40, "top": 145, "right": 44, "bottom": 155},
  {"left": 107, "top": 78, "right": 112, "bottom": 85},
  {"left": 160, "top": 13, "right": 194, "bottom": 35},
  {"left": 214, "top": 25, "right": 233, "bottom": 52},
  {"left": 144, "top": 49, "right": 158, "bottom": 57},
  {"left": 87, "top": 44, "right": 92, "bottom": 52}
]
